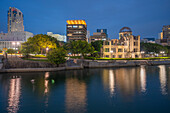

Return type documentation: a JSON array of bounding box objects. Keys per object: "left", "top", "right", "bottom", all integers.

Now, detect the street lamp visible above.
[
  {"left": 46, "top": 47, "right": 49, "bottom": 56},
  {"left": 160, "top": 51, "right": 165, "bottom": 57},
  {"left": 141, "top": 51, "right": 145, "bottom": 58}
]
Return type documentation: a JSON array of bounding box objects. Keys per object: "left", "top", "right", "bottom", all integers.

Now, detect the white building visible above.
[
  {"left": 0, "top": 31, "right": 33, "bottom": 50},
  {"left": 47, "top": 32, "right": 66, "bottom": 42}
]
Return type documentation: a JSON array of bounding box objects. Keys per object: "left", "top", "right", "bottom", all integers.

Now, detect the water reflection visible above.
[
  {"left": 140, "top": 65, "right": 146, "bottom": 93},
  {"left": 65, "top": 77, "right": 87, "bottom": 113},
  {"left": 103, "top": 66, "right": 148, "bottom": 99},
  {"left": 7, "top": 76, "right": 21, "bottom": 113},
  {"left": 158, "top": 65, "right": 167, "bottom": 95},
  {"left": 109, "top": 70, "right": 115, "bottom": 97}
]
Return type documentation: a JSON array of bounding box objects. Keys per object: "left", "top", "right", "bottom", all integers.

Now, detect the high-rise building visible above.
[
  {"left": 90, "top": 29, "right": 108, "bottom": 42},
  {"left": 8, "top": 7, "right": 24, "bottom": 32},
  {"left": 162, "top": 25, "right": 170, "bottom": 39},
  {"left": 66, "top": 20, "right": 87, "bottom": 42},
  {"left": 97, "top": 29, "right": 108, "bottom": 38},
  {"left": 0, "top": 7, "right": 33, "bottom": 50}
]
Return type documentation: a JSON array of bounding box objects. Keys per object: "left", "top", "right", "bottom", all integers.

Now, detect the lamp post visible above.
[
  {"left": 160, "top": 51, "right": 165, "bottom": 57},
  {"left": 141, "top": 51, "right": 145, "bottom": 58},
  {"left": 46, "top": 47, "right": 49, "bottom": 56}
]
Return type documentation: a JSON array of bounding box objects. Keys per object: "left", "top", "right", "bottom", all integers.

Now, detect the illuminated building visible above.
[
  {"left": 8, "top": 7, "right": 24, "bottom": 32},
  {"left": 90, "top": 29, "right": 108, "bottom": 42},
  {"left": 156, "top": 25, "right": 170, "bottom": 46},
  {"left": 0, "top": 7, "right": 33, "bottom": 50},
  {"left": 102, "top": 27, "right": 141, "bottom": 58},
  {"left": 66, "top": 20, "right": 87, "bottom": 42}
]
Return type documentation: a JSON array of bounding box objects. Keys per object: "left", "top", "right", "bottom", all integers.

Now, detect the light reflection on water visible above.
[
  {"left": 65, "top": 78, "right": 87, "bottom": 113},
  {"left": 7, "top": 76, "right": 21, "bottom": 113},
  {"left": 0, "top": 65, "right": 170, "bottom": 113},
  {"left": 158, "top": 65, "right": 167, "bottom": 95},
  {"left": 140, "top": 65, "right": 146, "bottom": 93}
]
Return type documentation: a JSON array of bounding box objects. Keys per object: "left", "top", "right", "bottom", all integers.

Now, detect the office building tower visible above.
[
  {"left": 66, "top": 20, "right": 87, "bottom": 42},
  {"left": 8, "top": 7, "right": 24, "bottom": 32},
  {"left": 90, "top": 29, "right": 108, "bottom": 42}
]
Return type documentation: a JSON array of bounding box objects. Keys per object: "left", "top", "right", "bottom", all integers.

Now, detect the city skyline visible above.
[{"left": 0, "top": 0, "right": 170, "bottom": 39}]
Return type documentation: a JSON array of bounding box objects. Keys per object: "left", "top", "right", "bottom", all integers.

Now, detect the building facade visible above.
[
  {"left": 90, "top": 29, "right": 108, "bottom": 42},
  {"left": 0, "top": 7, "right": 33, "bottom": 50},
  {"left": 47, "top": 32, "right": 66, "bottom": 42},
  {"left": 8, "top": 7, "right": 24, "bottom": 32},
  {"left": 162, "top": 25, "right": 170, "bottom": 39},
  {"left": 66, "top": 20, "right": 87, "bottom": 42},
  {"left": 0, "top": 31, "right": 33, "bottom": 50},
  {"left": 141, "top": 38, "right": 155, "bottom": 43},
  {"left": 103, "top": 27, "right": 141, "bottom": 58},
  {"left": 156, "top": 25, "right": 170, "bottom": 46}
]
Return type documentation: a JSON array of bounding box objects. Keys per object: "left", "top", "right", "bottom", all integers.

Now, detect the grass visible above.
[
  {"left": 22, "top": 58, "right": 49, "bottom": 62},
  {"left": 85, "top": 57, "right": 170, "bottom": 60},
  {"left": 31, "top": 54, "right": 47, "bottom": 58}
]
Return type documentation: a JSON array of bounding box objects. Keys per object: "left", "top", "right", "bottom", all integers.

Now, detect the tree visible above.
[
  {"left": 21, "top": 34, "right": 60, "bottom": 57},
  {"left": 7, "top": 49, "right": 16, "bottom": 55},
  {"left": 21, "top": 42, "right": 39, "bottom": 57},
  {"left": 47, "top": 48, "right": 66, "bottom": 65},
  {"left": 140, "top": 42, "right": 168, "bottom": 54},
  {"left": 26, "top": 34, "right": 59, "bottom": 54},
  {"left": 67, "top": 40, "right": 94, "bottom": 57},
  {"left": 91, "top": 40, "right": 103, "bottom": 52}
]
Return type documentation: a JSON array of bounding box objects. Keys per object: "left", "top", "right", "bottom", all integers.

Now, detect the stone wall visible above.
[{"left": 2, "top": 57, "right": 65, "bottom": 69}]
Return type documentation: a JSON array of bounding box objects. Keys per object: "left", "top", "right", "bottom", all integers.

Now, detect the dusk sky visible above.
[{"left": 0, "top": 0, "right": 170, "bottom": 39}]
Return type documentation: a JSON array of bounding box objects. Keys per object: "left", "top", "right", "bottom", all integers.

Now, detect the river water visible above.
[{"left": 0, "top": 65, "right": 170, "bottom": 113}]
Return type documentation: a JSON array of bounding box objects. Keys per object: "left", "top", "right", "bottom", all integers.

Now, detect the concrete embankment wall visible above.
[
  {"left": 2, "top": 57, "right": 65, "bottom": 69},
  {"left": 0, "top": 66, "right": 83, "bottom": 73},
  {"left": 80, "top": 60, "right": 170, "bottom": 68},
  {"left": 0, "top": 58, "right": 170, "bottom": 73}
]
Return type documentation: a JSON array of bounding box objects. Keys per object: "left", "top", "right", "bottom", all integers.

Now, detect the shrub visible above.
[{"left": 47, "top": 48, "right": 66, "bottom": 65}]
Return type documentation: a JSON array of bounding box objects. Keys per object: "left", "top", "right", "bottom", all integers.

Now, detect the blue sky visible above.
[{"left": 0, "top": 0, "right": 170, "bottom": 39}]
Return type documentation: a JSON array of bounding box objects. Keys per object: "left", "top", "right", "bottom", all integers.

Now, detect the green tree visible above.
[
  {"left": 21, "top": 42, "right": 39, "bottom": 57},
  {"left": 7, "top": 49, "right": 16, "bottom": 55},
  {"left": 140, "top": 42, "right": 168, "bottom": 54},
  {"left": 21, "top": 34, "right": 60, "bottom": 57},
  {"left": 47, "top": 48, "right": 66, "bottom": 65},
  {"left": 91, "top": 40, "right": 103, "bottom": 52},
  {"left": 67, "top": 40, "right": 94, "bottom": 57},
  {"left": 26, "top": 34, "right": 59, "bottom": 54}
]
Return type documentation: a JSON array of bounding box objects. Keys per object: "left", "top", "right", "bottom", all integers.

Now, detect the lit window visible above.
[
  {"left": 79, "top": 26, "right": 83, "bottom": 28},
  {"left": 73, "top": 25, "right": 78, "bottom": 28}
]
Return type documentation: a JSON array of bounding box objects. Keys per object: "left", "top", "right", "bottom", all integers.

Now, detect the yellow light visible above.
[{"left": 66, "top": 20, "right": 86, "bottom": 26}]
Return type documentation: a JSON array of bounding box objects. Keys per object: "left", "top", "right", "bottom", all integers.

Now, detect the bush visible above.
[
  {"left": 47, "top": 48, "right": 66, "bottom": 65},
  {"left": 7, "top": 49, "right": 16, "bottom": 55}
]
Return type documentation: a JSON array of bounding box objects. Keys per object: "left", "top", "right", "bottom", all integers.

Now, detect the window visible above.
[
  {"left": 105, "top": 48, "right": 109, "bottom": 52},
  {"left": 79, "top": 26, "right": 83, "bottom": 28},
  {"left": 105, "top": 41, "right": 109, "bottom": 45},
  {"left": 67, "top": 25, "right": 72, "bottom": 28},
  {"left": 111, "top": 48, "right": 116, "bottom": 52},
  {"left": 118, "top": 55, "right": 122, "bottom": 58},
  {"left": 124, "top": 49, "right": 127, "bottom": 52},
  {"left": 73, "top": 25, "right": 78, "bottom": 28},
  {"left": 118, "top": 49, "right": 122, "bottom": 52},
  {"left": 134, "top": 36, "right": 138, "bottom": 40},
  {"left": 106, "top": 55, "right": 109, "bottom": 58},
  {"left": 134, "top": 42, "right": 138, "bottom": 46},
  {"left": 112, "top": 55, "right": 115, "bottom": 58},
  {"left": 134, "top": 48, "right": 138, "bottom": 52}
]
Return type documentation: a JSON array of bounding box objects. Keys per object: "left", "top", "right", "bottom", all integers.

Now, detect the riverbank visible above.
[{"left": 0, "top": 58, "right": 170, "bottom": 73}]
